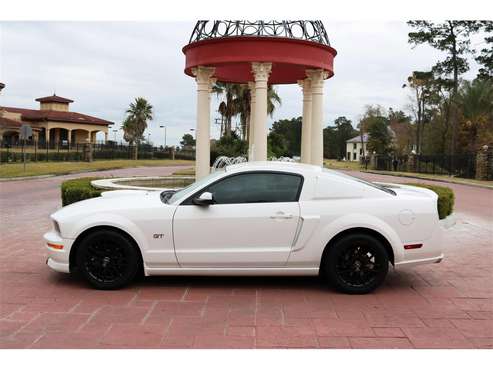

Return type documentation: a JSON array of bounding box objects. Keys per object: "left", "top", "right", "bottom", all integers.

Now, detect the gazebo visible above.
[{"left": 183, "top": 20, "right": 337, "bottom": 179}]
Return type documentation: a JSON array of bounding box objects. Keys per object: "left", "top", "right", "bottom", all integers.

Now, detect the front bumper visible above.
[{"left": 44, "top": 230, "right": 73, "bottom": 273}]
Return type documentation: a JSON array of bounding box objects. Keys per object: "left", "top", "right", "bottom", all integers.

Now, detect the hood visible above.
[
  {"left": 100, "top": 189, "right": 152, "bottom": 198},
  {"left": 52, "top": 189, "right": 163, "bottom": 222}
]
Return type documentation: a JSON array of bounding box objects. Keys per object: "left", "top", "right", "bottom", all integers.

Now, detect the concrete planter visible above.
[{"left": 91, "top": 176, "right": 195, "bottom": 191}]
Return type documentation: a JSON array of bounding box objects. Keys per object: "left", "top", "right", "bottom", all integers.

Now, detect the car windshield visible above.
[
  {"left": 322, "top": 168, "right": 396, "bottom": 196},
  {"left": 164, "top": 169, "right": 226, "bottom": 204}
]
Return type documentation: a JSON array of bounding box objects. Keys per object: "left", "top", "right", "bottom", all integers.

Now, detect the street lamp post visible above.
[{"left": 159, "top": 125, "right": 167, "bottom": 148}]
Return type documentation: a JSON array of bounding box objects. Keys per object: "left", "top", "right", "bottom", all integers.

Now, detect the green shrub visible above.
[
  {"left": 406, "top": 183, "right": 454, "bottom": 219},
  {"left": 61, "top": 177, "right": 104, "bottom": 206}
]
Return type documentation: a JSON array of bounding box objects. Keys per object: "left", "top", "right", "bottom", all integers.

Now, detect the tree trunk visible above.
[
  {"left": 416, "top": 89, "right": 422, "bottom": 154},
  {"left": 225, "top": 116, "right": 232, "bottom": 137},
  {"left": 419, "top": 97, "right": 426, "bottom": 154},
  {"left": 449, "top": 21, "right": 459, "bottom": 165},
  {"left": 133, "top": 142, "right": 138, "bottom": 160}
]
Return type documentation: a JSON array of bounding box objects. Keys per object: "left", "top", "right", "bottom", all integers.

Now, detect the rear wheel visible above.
[
  {"left": 323, "top": 233, "right": 389, "bottom": 294},
  {"left": 76, "top": 230, "right": 140, "bottom": 290}
]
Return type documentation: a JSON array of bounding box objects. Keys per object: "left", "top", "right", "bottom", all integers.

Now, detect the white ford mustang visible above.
[{"left": 44, "top": 162, "right": 443, "bottom": 294}]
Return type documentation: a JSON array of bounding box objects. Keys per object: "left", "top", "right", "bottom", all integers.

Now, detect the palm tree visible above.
[
  {"left": 123, "top": 97, "right": 153, "bottom": 159},
  {"left": 458, "top": 79, "right": 493, "bottom": 151},
  {"left": 212, "top": 82, "right": 237, "bottom": 137},
  {"left": 213, "top": 82, "right": 281, "bottom": 140}
]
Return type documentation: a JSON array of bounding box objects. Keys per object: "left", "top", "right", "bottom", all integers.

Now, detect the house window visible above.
[
  {"left": 347, "top": 152, "right": 351, "bottom": 160},
  {"left": 353, "top": 143, "right": 357, "bottom": 150},
  {"left": 353, "top": 152, "right": 357, "bottom": 160},
  {"left": 360, "top": 148, "right": 363, "bottom": 155}
]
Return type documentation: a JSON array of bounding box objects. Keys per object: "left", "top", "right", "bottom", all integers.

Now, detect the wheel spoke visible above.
[
  {"left": 336, "top": 242, "right": 384, "bottom": 288},
  {"left": 85, "top": 240, "right": 128, "bottom": 284}
]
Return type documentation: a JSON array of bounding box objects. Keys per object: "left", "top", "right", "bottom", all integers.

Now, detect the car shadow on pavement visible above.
[{"left": 46, "top": 267, "right": 416, "bottom": 295}]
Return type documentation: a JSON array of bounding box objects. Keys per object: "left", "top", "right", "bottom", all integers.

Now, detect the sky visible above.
[{"left": 0, "top": 21, "right": 485, "bottom": 146}]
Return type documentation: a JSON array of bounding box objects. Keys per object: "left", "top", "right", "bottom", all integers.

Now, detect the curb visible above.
[
  {"left": 361, "top": 170, "right": 493, "bottom": 190},
  {"left": 0, "top": 174, "right": 57, "bottom": 182},
  {"left": 0, "top": 164, "right": 194, "bottom": 182}
]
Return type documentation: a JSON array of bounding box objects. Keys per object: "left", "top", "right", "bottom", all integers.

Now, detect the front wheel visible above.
[
  {"left": 323, "top": 233, "right": 389, "bottom": 294},
  {"left": 76, "top": 230, "right": 140, "bottom": 290}
]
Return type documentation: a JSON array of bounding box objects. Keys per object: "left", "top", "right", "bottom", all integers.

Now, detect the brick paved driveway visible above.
[{"left": 1, "top": 167, "right": 492, "bottom": 348}]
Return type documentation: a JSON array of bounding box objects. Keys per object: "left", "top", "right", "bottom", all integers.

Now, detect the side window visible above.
[{"left": 204, "top": 172, "right": 303, "bottom": 204}]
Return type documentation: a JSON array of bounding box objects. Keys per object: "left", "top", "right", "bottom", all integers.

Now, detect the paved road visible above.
[{"left": 0, "top": 167, "right": 492, "bottom": 348}]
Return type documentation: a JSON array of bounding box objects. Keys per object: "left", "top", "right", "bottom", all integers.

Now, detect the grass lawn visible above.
[
  {"left": 172, "top": 167, "right": 195, "bottom": 176},
  {"left": 324, "top": 159, "right": 363, "bottom": 171},
  {"left": 0, "top": 159, "right": 194, "bottom": 179}
]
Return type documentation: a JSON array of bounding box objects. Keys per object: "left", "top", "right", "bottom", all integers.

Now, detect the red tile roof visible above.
[
  {"left": 35, "top": 94, "right": 74, "bottom": 103},
  {"left": 0, "top": 106, "right": 113, "bottom": 126},
  {"left": 0, "top": 116, "right": 23, "bottom": 128}
]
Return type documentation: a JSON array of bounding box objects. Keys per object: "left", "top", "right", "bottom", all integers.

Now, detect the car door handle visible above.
[{"left": 270, "top": 212, "right": 294, "bottom": 220}]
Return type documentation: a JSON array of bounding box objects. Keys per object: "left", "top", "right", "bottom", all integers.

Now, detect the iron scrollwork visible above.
[{"left": 188, "top": 20, "right": 330, "bottom": 46}]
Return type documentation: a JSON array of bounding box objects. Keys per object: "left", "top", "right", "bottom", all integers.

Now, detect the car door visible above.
[{"left": 172, "top": 171, "right": 303, "bottom": 267}]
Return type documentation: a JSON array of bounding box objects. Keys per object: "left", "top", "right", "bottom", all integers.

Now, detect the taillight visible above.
[{"left": 404, "top": 243, "right": 423, "bottom": 250}]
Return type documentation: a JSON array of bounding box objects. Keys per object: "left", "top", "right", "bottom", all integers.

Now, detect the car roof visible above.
[{"left": 225, "top": 161, "right": 324, "bottom": 175}]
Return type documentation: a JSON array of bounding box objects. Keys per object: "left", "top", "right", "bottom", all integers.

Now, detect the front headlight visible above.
[{"left": 53, "top": 220, "right": 61, "bottom": 234}]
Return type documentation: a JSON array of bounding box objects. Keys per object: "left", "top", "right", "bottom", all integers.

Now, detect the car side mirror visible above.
[{"left": 192, "top": 191, "right": 214, "bottom": 206}]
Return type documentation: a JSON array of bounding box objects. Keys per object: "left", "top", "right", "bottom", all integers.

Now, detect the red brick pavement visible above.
[{"left": 0, "top": 167, "right": 492, "bottom": 348}]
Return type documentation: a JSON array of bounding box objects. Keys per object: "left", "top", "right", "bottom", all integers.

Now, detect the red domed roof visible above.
[{"left": 183, "top": 21, "right": 336, "bottom": 84}]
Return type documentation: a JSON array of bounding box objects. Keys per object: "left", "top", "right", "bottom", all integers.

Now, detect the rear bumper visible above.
[
  {"left": 395, "top": 219, "right": 445, "bottom": 268},
  {"left": 44, "top": 230, "right": 73, "bottom": 274},
  {"left": 395, "top": 253, "right": 444, "bottom": 268}
]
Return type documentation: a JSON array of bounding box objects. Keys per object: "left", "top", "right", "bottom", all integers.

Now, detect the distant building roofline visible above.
[
  {"left": 0, "top": 106, "right": 113, "bottom": 126},
  {"left": 35, "top": 94, "right": 74, "bottom": 104},
  {"left": 347, "top": 133, "right": 368, "bottom": 143}
]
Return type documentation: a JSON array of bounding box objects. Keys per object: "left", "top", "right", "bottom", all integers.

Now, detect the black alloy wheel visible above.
[
  {"left": 76, "top": 230, "right": 140, "bottom": 290},
  {"left": 324, "top": 233, "right": 389, "bottom": 294}
]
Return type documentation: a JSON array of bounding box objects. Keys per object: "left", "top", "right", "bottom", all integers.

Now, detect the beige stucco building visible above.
[{"left": 0, "top": 94, "right": 112, "bottom": 145}]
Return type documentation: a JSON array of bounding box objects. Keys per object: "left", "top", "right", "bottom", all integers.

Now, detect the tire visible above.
[
  {"left": 76, "top": 229, "right": 140, "bottom": 290},
  {"left": 323, "top": 233, "right": 389, "bottom": 294}
]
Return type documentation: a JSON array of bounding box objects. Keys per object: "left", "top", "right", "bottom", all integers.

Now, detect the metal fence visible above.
[
  {"left": 0, "top": 141, "right": 196, "bottom": 163},
  {"left": 373, "top": 153, "right": 477, "bottom": 179}
]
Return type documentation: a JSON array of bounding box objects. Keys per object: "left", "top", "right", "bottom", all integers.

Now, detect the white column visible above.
[
  {"left": 192, "top": 66, "right": 215, "bottom": 180},
  {"left": 298, "top": 78, "right": 312, "bottom": 164},
  {"left": 251, "top": 62, "right": 272, "bottom": 162},
  {"left": 247, "top": 81, "right": 256, "bottom": 161},
  {"left": 306, "top": 69, "right": 328, "bottom": 167}
]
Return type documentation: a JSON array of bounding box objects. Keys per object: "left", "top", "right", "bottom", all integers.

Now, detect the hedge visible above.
[
  {"left": 406, "top": 183, "right": 454, "bottom": 220},
  {"left": 61, "top": 177, "right": 105, "bottom": 206}
]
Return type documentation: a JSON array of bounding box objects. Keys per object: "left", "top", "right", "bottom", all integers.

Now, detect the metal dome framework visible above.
[{"left": 189, "top": 20, "right": 331, "bottom": 46}]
